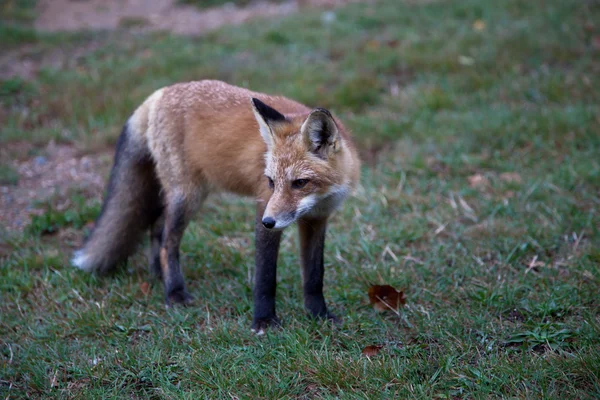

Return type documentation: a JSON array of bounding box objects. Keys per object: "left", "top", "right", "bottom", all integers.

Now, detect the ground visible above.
[
  {"left": 34, "top": 0, "right": 358, "bottom": 35},
  {"left": 1, "top": 0, "right": 599, "bottom": 398}
]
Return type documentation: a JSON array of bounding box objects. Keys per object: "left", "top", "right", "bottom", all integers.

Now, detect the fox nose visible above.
[{"left": 262, "top": 217, "right": 276, "bottom": 229}]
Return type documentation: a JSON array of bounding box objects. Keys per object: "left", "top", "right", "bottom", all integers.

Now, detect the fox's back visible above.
[
  {"left": 129, "top": 80, "right": 311, "bottom": 198},
  {"left": 162, "top": 80, "right": 309, "bottom": 115}
]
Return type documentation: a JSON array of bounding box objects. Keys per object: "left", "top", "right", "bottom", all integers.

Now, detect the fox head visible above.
[{"left": 251, "top": 98, "right": 351, "bottom": 230}]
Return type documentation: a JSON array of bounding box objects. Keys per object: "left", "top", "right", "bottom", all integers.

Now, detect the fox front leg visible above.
[
  {"left": 298, "top": 217, "right": 338, "bottom": 322},
  {"left": 252, "top": 204, "right": 283, "bottom": 332}
]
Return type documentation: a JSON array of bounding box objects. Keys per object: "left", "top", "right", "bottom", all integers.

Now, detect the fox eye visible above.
[
  {"left": 267, "top": 177, "right": 274, "bottom": 190},
  {"left": 291, "top": 179, "right": 309, "bottom": 189}
]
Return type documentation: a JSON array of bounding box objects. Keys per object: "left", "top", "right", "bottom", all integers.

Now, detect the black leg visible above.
[
  {"left": 161, "top": 195, "right": 193, "bottom": 306},
  {"left": 252, "top": 204, "right": 282, "bottom": 332},
  {"left": 149, "top": 213, "right": 165, "bottom": 280},
  {"left": 298, "top": 217, "right": 337, "bottom": 322}
]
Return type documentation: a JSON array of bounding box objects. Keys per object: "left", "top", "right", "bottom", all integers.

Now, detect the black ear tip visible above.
[{"left": 252, "top": 97, "right": 286, "bottom": 122}]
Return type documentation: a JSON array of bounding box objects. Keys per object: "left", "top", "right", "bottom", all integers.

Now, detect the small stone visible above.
[
  {"left": 321, "top": 11, "right": 336, "bottom": 24},
  {"left": 81, "top": 157, "right": 92, "bottom": 169},
  {"left": 33, "top": 156, "right": 48, "bottom": 167}
]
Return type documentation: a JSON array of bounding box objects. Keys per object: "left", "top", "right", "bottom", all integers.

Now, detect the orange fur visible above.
[{"left": 130, "top": 80, "right": 360, "bottom": 216}]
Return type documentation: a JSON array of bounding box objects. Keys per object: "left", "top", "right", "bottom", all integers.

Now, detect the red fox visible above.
[{"left": 72, "top": 80, "right": 360, "bottom": 331}]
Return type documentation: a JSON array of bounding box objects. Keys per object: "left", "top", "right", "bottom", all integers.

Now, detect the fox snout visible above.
[
  {"left": 261, "top": 209, "right": 296, "bottom": 230},
  {"left": 262, "top": 191, "right": 323, "bottom": 230},
  {"left": 261, "top": 190, "right": 303, "bottom": 230}
]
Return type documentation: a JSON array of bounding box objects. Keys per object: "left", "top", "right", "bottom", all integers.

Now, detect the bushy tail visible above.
[{"left": 72, "top": 123, "right": 162, "bottom": 273}]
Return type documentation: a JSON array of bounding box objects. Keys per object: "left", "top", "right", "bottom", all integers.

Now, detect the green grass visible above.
[
  {"left": 0, "top": 164, "right": 19, "bottom": 185},
  {"left": 1, "top": 0, "right": 600, "bottom": 397},
  {"left": 0, "top": 0, "right": 38, "bottom": 48},
  {"left": 26, "top": 192, "right": 101, "bottom": 236}
]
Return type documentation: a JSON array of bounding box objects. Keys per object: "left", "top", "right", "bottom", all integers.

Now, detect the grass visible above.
[
  {"left": 0, "top": 0, "right": 38, "bottom": 48},
  {"left": 0, "top": 164, "right": 19, "bottom": 185},
  {"left": 1, "top": 0, "right": 600, "bottom": 397}
]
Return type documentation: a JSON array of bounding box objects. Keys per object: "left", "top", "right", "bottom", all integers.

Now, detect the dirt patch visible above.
[
  {"left": 0, "top": 40, "right": 105, "bottom": 80},
  {"left": 34, "top": 0, "right": 362, "bottom": 35},
  {"left": 0, "top": 142, "right": 112, "bottom": 234}
]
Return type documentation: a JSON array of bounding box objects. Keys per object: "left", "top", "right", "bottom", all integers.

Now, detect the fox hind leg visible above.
[
  {"left": 149, "top": 212, "right": 165, "bottom": 280},
  {"left": 161, "top": 190, "right": 201, "bottom": 306}
]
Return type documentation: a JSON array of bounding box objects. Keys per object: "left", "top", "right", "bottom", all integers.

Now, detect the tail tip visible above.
[{"left": 72, "top": 250, "right": 93, "bottom": 272}]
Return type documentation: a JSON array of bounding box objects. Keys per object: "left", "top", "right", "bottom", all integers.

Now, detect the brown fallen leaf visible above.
[
  {"left": 0, "top": 243, "right": 13, "bottom": 257},
  {"left": 593, "top": 35, "right": 600, "bottom": 51},
  {"left": 468, "top": 174, "right": 489, "bottom": 188},
  {"left": 499, "top": 172, "right": 522, "bottom": 183},
  {"left": 140, "top": 282, "right": 151, "bottom": 296},
  {"left": 364, "top": 40, "right": 380, "bottom": 51},
  {"left": 368, "top": 284, "right": 406, "bottom": 312},
  {"left": 473, "top": 19, "right": 486, "bottom": 32},
  {"left": 361, "top": 345, "right": 383, "bottom": 357}
]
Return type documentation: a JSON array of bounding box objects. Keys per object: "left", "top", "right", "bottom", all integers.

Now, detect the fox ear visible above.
[
  {"left": 251, "top": 98, "right": 286, "bottom": 147},
  {"left": 301, "top": 108, "right": 340, "bottom": 158}
]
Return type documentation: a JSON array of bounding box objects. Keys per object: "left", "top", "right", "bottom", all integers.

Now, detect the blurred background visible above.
[{"left": 0, "top": 0, "right": 599, "bottom": 398}]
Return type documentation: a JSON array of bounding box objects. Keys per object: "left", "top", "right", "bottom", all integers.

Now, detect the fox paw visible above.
[
  {"left": 307, "top": 310, "right": 341, "bottom": 325},
  {"left": 165, "top": 289, "right": 193, "bottom": 307},
  {"left": 251, "top": 316, "right": 281, "bottom": 335},
  {"left": 324, "top": 312, "right": 341, "bottom": 325}
]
